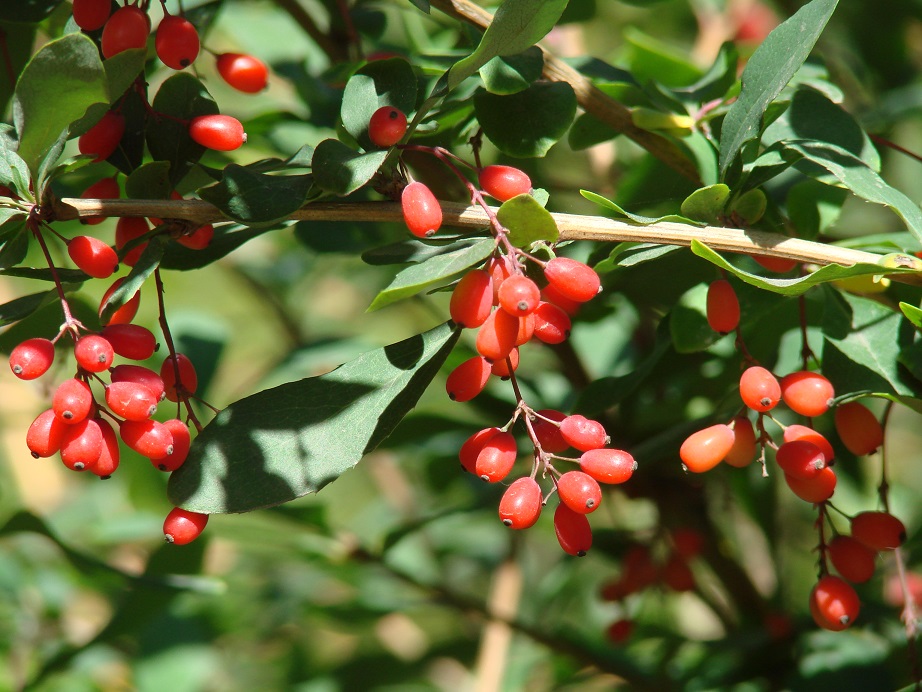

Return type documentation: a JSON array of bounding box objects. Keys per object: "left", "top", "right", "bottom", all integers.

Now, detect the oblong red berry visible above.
[
  {"left": 557, "top": 470, "right": 602, "bottom": 514},
  {"left": 834, "top": 401, "right": 883, "bottom": 456},
  {"left": 91, "top": 417, "right": 120, "bottom": 478},
  {"left": 780, "top": 370, "right": 835, "bottom": 418},
  {"left": 515, "top": 313, "right": 535, "bottom": 346},
  {"left": 59, "top": 418, "right": 103, "bottom": 471},
  {"left": 111, "top": 364, "right": 165, "bottom": 401},
  {"left": 543, "top": 257, "right": 600, "bottom": 303},
  {"left": 99, "top": 278, "right": 141, "bottom": 326},
  {"left": 78, "top": 111, "right": 126, "bottom": 162},
  {"left": 450, "top": 270, "right": 493, "bottom": 328},
  {"left": 10, "top": 338, "right": 55, "bottom": 380},
  {"left": 498, "top": 274, "right": 540, "bottom": 317},
  {"left": 850, "top": 511, "right": 906, "bottom": 551},
  {"left": 784, "top": 466, "right": 836, "bottom": 503},
  {"left": 739, "top": 365, "right": 781, "bottom": 412},
  {"left": 176, "top": 223, "right": 214, "bottom": 250},
  {"left": 26, "top": 409, "right": 67, "bottom": 458},
  {"left": 155, "top": 419, "right": 192, "bottom": 472},
  {"left": 554, "top": 502, "right": 592, "bottom": 556},
  {"left": 783, "top": 424, "right": 834, "bottom": 463},
  {"left": 68, "top": 235, "right": 118, "bottom": 278},
  {"left": 775, "top": 440, "right": 825, "bottom": 481},
  {"left": 160, "top": 353, "right": 198, "bottom": 402},
  {"left": 115, "top": 216, "right": 149, "bottom": 266},
  {"left": 541, "top": 283, "right": 581, "bottom": 316},
  {"left": 579, "top": 448, "right": 636, "bottom": 484},
  {"left": 216, "top": 53, "right": 269, "bottom": 93},
  {"left": 119, "top": 419, "right": 173, "bottom": 459},
  {"left": 753, "top": 254, "right": 798, "bottom": 273},
  {"left": 680, "top": 424, "right": 734, "bottom": 473},
  {"left": 531, "top": 301, "right": 571, "bottom": 344},
  {"left": 52, "top": 378, "right": 94, "bottom": 424},
  {"left": 490, "top": 348, "right": 519, "bottom": 378},
  {"left": 163, "top": 507, "right": 208, "bottom": 545},
  {"left": 74, "top": 335, "right": 114, "bottom": 373},
  {"left": 155, "top": 14, "right": 200, "bottom": 70},
  {"left": 188, "top": 115, "right": 246, "bottom": 151},
  {"left": 475, "top": 431, "right": 517, "bottom": 483},
  {"left": 487, "top": 256, "right": 512, "bottom": 304},
  {"left": 101, "top": 324, "right": 157, "bottom": 360},
  {"left": 459, "top": 427, "right": 500, "bottom": 474},
  {"left": 368, "top": 106, "right": 408, "bottom": 147},
  {"left": 810, "top": 575, "right": 859, "bottom": 631},
  {"left": 498, "top": 477, "right": 543, "bottom": 529},
  {"left": 559, "top": 415, "right": 608, "bottom": 452},
  {"left": 475, "top": 309, "right": 519, "bottom": 362},
  {"left": 73, "top": 0, "right": 111, "bottom": 31},
  {"left": 401, "top": 182, "right": 442, "bottom": 238},
  {"left": 828, "top": 535, "right": 877, "bottom": 583},
  {"left": 101, "top": 5, "right": 150, "bottom": 58},
  {"left": 445, "top": 356, "right": 491, "bottom": 402},
  {"left": 706, "top": 279, "right": 740, "bottom": 334},
  {"left": 724, "top": 416, "right": 756, "bottom": 468},
  {"left": 105, "top": 381, "right": 158, "bottom": 421},
  {"left": 532, "top": 409, "right": 568, "bottom": 453},
  {"left": 478, "top": 165, "right": 532, "bottom": 202}
]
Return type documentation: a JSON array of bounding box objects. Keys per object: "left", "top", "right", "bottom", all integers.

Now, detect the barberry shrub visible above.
[{"left": 2, "top": 0, "right": 922, "bottom": 689}]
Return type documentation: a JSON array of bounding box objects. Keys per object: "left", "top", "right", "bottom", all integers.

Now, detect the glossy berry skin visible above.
[
  {"left": 780, "top": 370, "right": 835, "bottom": 417},
  {"left": 115, "top": 217, "right": 149, "bottom": 266},
  {"left": 111, "top": 365, "right": 165, "bottom": 402},
  {"left": 188, "top": 115, "right": 246, "bottom": 151},
  {"left": 810, "top": 575, "right": 860, "bottom": 631},
  {"left": 52, "top": 378, "right": 94, "bottom": 424},
  {"left": 559, "top": 415, "right": 607, "bottom": 452},
  {"left": 101, "top": 5, "right": 150, "bottom": 59},
  {"left": 490, "top": 348, "right": 519, "bottom": 378},
  {"left": 478, "top": 165, "right": 532, "bottom": 202},
  {"left": 784, "top": 466, "right": 836, "bottom": 503},
  {"left": 680, "top": 424, "right": 734, "bottom": 473},
  {"left": 445, "top": 356, "right": 491, "bottom": 402},
  {"left": 498, "top": 477, "right": 543, "bottom": 529},
  {"left": 401, "top": 182, "right": 442, "bottom": 238},
  {"left": 850, "top": 511, "right": 906, "bottom": 551},
  {"left": 532, "top": 409, "right": 569, "bottom": 453},
  {"left": 99, "top": 278, "right": 140, "bottom": 326},
  {"left": 91, "top": 417, "right": 121, "bottom": 478},
  {"left": 775, "top": 440, "right": 825, "bottom": 481},
  {"left": 74, "top": 335, "right": 114, "bottom": 373},
  {"left": 73, "top": 0, "right": 111, "bottom": 31},
  {"left": 59, "top": 418, "right": 103, "bottom": 471},
  {"left": 541, "top": 283, "right": 581, "bottom": 316},
  {"left": 487, "top": 256, "right": 512, "bottom": 304},
  {"left": 475, "top": 309, "right": 519, "bottom": 362},
  {"left": 78, "top": 111, "right": 125, "bottom": 162},
  {"left": 834, "top": 401, "right": 883, "bottom": 455},
  {"left": 155, "top": 419, "right": 191, "bottom": 471},
  {"left": 579, "top": 448, "right": 635, "bottom": 484},
  {"left": 458, "top": 427, "right": 500, "bottom": 474},
  {"left": 706, "top": 279, "right": 740, "bottom": 334},
  {"left": 557, "top": 470, "right": 602, "bottom": 514},
  {"left": 155, "top": 14, "right": 200, "bottom": 70},
  {"left": 163, "top": 507, "right": 209, "bottom": 545},
  {"left": 498, "top": 274, "right": 540, "bottom": 317},
  {"left": 828, "top": 535, "right": 877, "bottom": 583},
  {"left": 119, "top": 419, "right": 173, "bottom": 459},
  {"left": 105, "top": 381, "right": 158, "bottom": 421},
  {"left": 724, "top": 416, "right": 756, "bottom": 468},
  {"left": 160, "top": 353, "right": 198, "bottom": 402},
  {"left": 69, "top": 235, "right": 118, "bottom": 279},
  {"left": 543, "top": 257, "right": 600, "bottom": 303},
  {"left": 475, "top": 431, "right": 517, "bottom": 483},
  {"left": 514, "top": 313, "right": 535, "bottom": 346},
  {"left": 368, "top": 106, "right": 407, "bottom": 147},
  {"left": 531, "top": 301, "right": 571, "bottom": 344},
  {"left": 27, "top": 409, "right": 67, "bottom": 458},
  {"left": 739, "top": 366, "right": 781, "bottom": 412},
  {"left": 10, "top": 338, "right": 55, "bottom": 380},
  {"left": 101, "top": 324, "right": 156, "bottom": 360},
  {"left": 450, "top": 270, "right": 493, "bottom": 328},
  {"left": 554, "top": 502, "right": 592, "bottom": 557},
  {"left": 783, "top": 424, "right": 834, "bottom": 463},
  {"left": 216, "top": 53, "right": 269, "bottom": 93}
]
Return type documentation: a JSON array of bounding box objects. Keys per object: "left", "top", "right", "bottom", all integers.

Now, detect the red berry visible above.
[
  {"left": 176, "top": 224, "right": 214, "bottom": 250},
  {"left": 780, "top": 370, "right": 835, "bottom": 417},
  {"left": 80, "top": 176, "right": 120, "bottom": 225},
  {"left": 99, "top": 277, "right": 141, "bottom": 326},
  {"left": 78, "top": 111, "right": 125, "bottom": 162},
  {"left": 478, "top": 165, "right": 532, "bottom": 202},
  {"left": 775, "top": 440, "right": 825, "bottom": 481},
  {"left": 619, "top": 544, "right": 658, "bottom": 593},
  {"left": 706, "top": 279, "right": 740, "bottom": 334},
  {"left": 115, "top": 217, "right": 149, "bottom": 266},
  {"left": 834, "top": 401, "right": 883, "bottom": 456},
  {"left": 450, "top": 270, "right": 493, "bottom": 328},
  {"left": 101, "top": 324, "right": 156, "bottom": 360},
  {"left": 498, "top": 477, "right": 543, "bottom": 529},
  {"left": 475, "top": 309, "right": 519, "bottom": 362},
  {"left": 401, "top": 182, "right": 442, "bottom": 238},
  {"left": 490, "top": 348, "right": 519, "bottom": 378},
  {"left": 459, "top": 427, "right": 500, "bottom": 474},
  {"left": 119, "top": 418, "right": 173, "bottom": 459},
  {"left": 368, "top": 106, "right": 408, "bottom": 147},
  {"left": 559, "top": 415, "right": 608, "bottom": 452},
  {"left": 661, "top": 553, "right": 696, "bottom": 592},
  {"left": 26, "top": 409, "right": 67, "bottom": 458},
  {"left": 475, "top": 431, "right": 517, "bottom": 483},
  {"left": 188, "top": 115, "right": 246, "bottom": 151},
  {"left": 543, "top": 257, "right": 600, "bottom": 303},
  {"left": 498, "top": 274, "right": 540, "bottom": 317},
  {"left": 752, "top": 254, "right": 798, "bottom": 273},
  {"left": 52, "top": 378, "right": 94, "bottom": 424},
  {"left": 73, "top": 0, "right": 111, "bottom": 31},
  {"left": 487, "top": 256, "right": 512, "bottom": 304},
  {"left": 579, "top": 448, "right": 636, "bottom": 484},
  {"left": 163, "top": 507, "right": 208, "bottom": 545},
  {"left": 111, "top": 364, "right": 165, "bottom": 401},
  {"left": 557, "top": 470, "right": 602, "bottom": 514},
  {"left": 680, "top": 424, "right": 734, "bottom": 473},
  {"left": 606, "top": 619, "right": 634, "bottom": 644},
  {"left": 541, "top": 283, "right": 582, "bottom": 316},
  {"left": 724, "top": 416, "right": 756, "bottom": 468},
  {"left": 155, "top": 14, "right": 200, "bottom": 70},
  {"left": 554, "top": 502, "right": 592, "bottom": 556},
  {"left": 783, "top": 424, "right": 834, "bottom": 463},
  {"left": 810, "top": 575, "right": 860, "bottom": 631},
  {"left": 531, "top": 301, "right": 571, "bottom": 344},
  {"left": 850, "top": 511, "right": 906, "bottom": 551},
  {"left": 68, "top": 235, "right": 118, "bottom": 278},
  {"left": 532, "top": 409, "right": 569, "bottom": 453},
  {"left": 216, "top": 53, "right": 269, "bottom": 93},
  {"left": 105, "top": 381, "right": 158, "bottom": 421},
  {"left": 671, "top": 528, "right": 705, "bottom": 559},
  {"left": 784, "top": 466, "right": 836, "bottom": 503},
  {"left": 445, "top": 356, "right": 491, "bottom": 402},
  {"left": 10, "top": 338, "right": 55, "bottom": 380},
  {"left": 514, "top": 312, "right": 535, "bottom": 345},
  {"left": 828, "top": 535, "right": 877, "bottom": 583},
  {"left": 101, "top": 5, "right": 150, "bottom": 58},
  {"left": 160, "top": 353, "right": 198, "bottom": 402},
  {"left": 91, "top": 417, "right": 120, "bottom": 478},
  {"left": 155, "top": 419, "right": 191, "bottom": 472},
  {"left": 74, "top": 335, "right": 115, "bottom": 373},
  {"left": 59, "top": 418, "right": 103, "bottom": 471},
  {"left": 739, "top": 365, "right": 781, "bottom": 412}
]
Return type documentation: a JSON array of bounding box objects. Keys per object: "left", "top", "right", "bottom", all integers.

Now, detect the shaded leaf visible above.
[
  {"left": 99, "top": 240, "right": 163, "bottom": 324},
  {"left": 125, "top": 160, "right": 174, "bottom": 201},
  {"left": 362, "top": 235, "right": 490, "bottom": 266},
  {"left": 669, "top": 282, "right": 719, "bottom": 353},
  {"left": 0, "top": 226, "right": 29, "bottom": 269},
  {"left": 474, "top": 82, "right": 576, "bottom": 157},
  {"left": 479, "top": 47, "right": 544, "bottom": 95},
  {"left": 496, "top": 193, "right": 558, "bottom": 247},
  {"left": 680, "top": 184, "right": 730, "bottom": 224},
  {"left": 198, "top": 164, "right": 312, "bottom": 225},
  {"left": 160, "top": 225, "right": 279, "bottom": 271},
  {"left": 312, "top": 139, "right": 387, "bottom": 196},
  {"left": 0, "top": 288, "right": 62, "bottom": 327}
]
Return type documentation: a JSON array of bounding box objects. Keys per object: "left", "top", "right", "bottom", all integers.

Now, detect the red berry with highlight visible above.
[
  {"left": 810, "top": 575, "right": 859, "bottom": 631},
  {"left": 498, "top": 477, "right": 543, "bottom": 529},
  {"left": 73, "top": 0, "right": 111, "bottom": 31},
  {"left": 780, "top": 370, "right": 835, "bottom": 417},
  {"left": 739, "top": 366, "right": 781, "bottom": 412},
  {"left": 498, "top": 274, "right": 540, "bottom": 317},
  {"left": 155, "top": 419, "right": 191, "bottom": 471},
  {"left": 189, "top": 115, "right": 246, "bottom": 151},
  {"left": 531, "top": 301, "right": 571, "bottom": 344},
  {"left": 101, "top": 324, "right": 156, "bottom": 360},
  {"left": 160, "top": 353, "right": 198, "bottom": 402},
  {"left": 834, "top": 401, "right": 883, "bottom": 456},
  {"left": 52, "top": 378, "right": 94, "bottom": 424},
  {"left": 783, "top": 424, "right": 834, "bottom": 463},
  {"left": 459, "top": 427, "right": 500, "bottom": 474},
  {"left": 78, "top": 111, "right": 125, "bottom": 162},
  {"left": 490, "top": 348, "right": 519, "bottom": 378},
  {"left": 850, "top": 511, "right": 906, "bottom": 551},
  {"left": 119, "top": 419, "right": 173, "bottom": 459},
  {"left": 445, "top": 356, "right": 491, "bottom": 402},
  {"left": 155, "top": 14, "right": 200, "bottom": 70},
  {"left": 532, "top": 409, "right": 568, "bottom": 453},
  {"left": 176, "top": 223, "right": 214, "bottom": 250},
  {"left": 74, "top": 335, "right": 114, "bottom": 373},
  {"left": 450, "top": 270, "right": 493, "bottom": 328},
  {"left": 368, "top": 106, "right": 408, "bottom": 147},
  {"left": 216, "top": 53, "right": 269, "bottom": 93},
  {"left": 163, "top": 507, "right": 208, "bottom": 545},
  {"left": 478, "top": 165, "right": 532, "bottom": 202},
  {"left": 59, "top": 418, "right": 103, "bottom": 471},
  {"left": 475, "top": 308, "right": 519, "bottom": 362},
  {"left": 554, "top": 502, "right": 592, "bottom": 556},
  {"left": 111, "top": 365, "right": 165, "bottom": 401},
  {"left": 724, "top": 416, "right": 756, "bottom": 468},
  {"left": 26, "top": 409, "right": 67, "bottom": 458},
  {"left": 543, "top": 257, "right": 600, "bottom": 303},
  {"left": 105, "top": 381, "right": 158, "bottom": 421},
  {"left": 557, "top": 470, "right": 602, "bottom": 514},
  {"left": 775, "top": 440, "right": 825, "bottom": 481},
  {"left": 99, "top": 278, "right": 140, "bottom": 326},
  {"left": 115, "top": 217, "right": 149, "bottom": 266},
  {"left": 401, "top": 182, "right": 442, "bottom": 238},
  {"left": 706, "top": 279, "right": 740, "bottom": 334},
  {"left": 559, "top": 415, "right": 608, "bottom": 452},
  {"left": 101, "top": 5, "right": 150, "bottom": 58},
  {"left": 91, "top": 417, "right": 120, "bottom": 478},
  {"left": 828, "top": 535, "right": 877, "bottom": 583},
  {"left": 680, "top": 424, "right": 734, "bottom": 473},
  {"left": 69, "top": 235, "right": 118, "bottom": 279},
  {"left": 784, "top": 466, "right": 836, "bottom": 503},
  {"left": 10, "top": 338, "right": 55, "bottom": 380},
  {"left": 475, "top": 431, "right": 517, "bottom": 483},
  {"left": 579, "top": 448, "right": 636, "bottom": 484}
]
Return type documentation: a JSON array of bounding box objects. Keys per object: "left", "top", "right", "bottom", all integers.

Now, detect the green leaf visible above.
[
  {"left": 495, "top": 193, "right": 558, "bottom": 247},
  {"left": 680, "top": 184, "right": 730, "bottom": 224},
  {"left": 0, "top": 22, "right": 36, "bottom": 122},
  {"left": 479, "top": 47, "right": 544, "bottom": 95},
  {"left": 672, "top": 42, "right": 739, "bottom": 105},
  {"left": 198, "top": 165, "right": 312, "bottom": 226},
  {"left": 728, "top": 188, "right": 767, "bottom": 224},
  {"left": 475, "top": 82, "right": 576, "bottom": 158},
  {"left": 125, "top": 161, "right": 174, "bottom": 201},
  {"left": 99, "top": 241, "right": 163, "bottom": 324},
  {"left": 900, "top": 301, "right": 922, "bottom": 330},
  {"left": 581, "top": 189, "right": 702, "bottom": 226},
  {"left": 0, "top": 226, "right": 29, "bottom": 269},
  {"left": 341, "top": 58, "right": 418, "bottom": 149},
  {"left": 0, "top": 0, "right": 60, "bottom": 22},
  {"left": 718, "top": 0, "right": 839, "bottom": 178},
  {"left": 0, "top": 288, "right": 62, "bottom": 327},
  {"left": 362, "top": 235, "right": 489, "bottom": 266},
  {"left": 447, "top": 0, "right": 568, "bottom": 90},
  {"left": 368, "top": 237, "right": 494, "bottom": 311},
  {"left": 786, "top": 179, "right": 847, "bottom": 240},
  {"left": 669, "top": 282, "right": 721, "bottom": 353},
  {"left": 312, "top": 139, "right": 387, "bottom": 196},
  {"left": 68, "top": 48, "right": 147, "bottom": 138},
  {"left": 567, "top": 112, "right": 619, "bottom": 151},
  {"left": 13, "top": 33, "right": 108, "bottom": 174},
  {"left": 0, "top": 266, "right": 88, "bottom": 283},
  {"left": 623, "top": 27, "right": 703, "bottom": 87},
  {"left": 168, "top": 322, "right": 461, "bottom": 513}
]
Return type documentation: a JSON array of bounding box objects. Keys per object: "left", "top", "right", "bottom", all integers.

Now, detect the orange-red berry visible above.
[
  {"left": 780, "top": 370, "right": 835, "bottom": 417},
  {"left": 554, "top": 502, "right": 592, "bottom": 556},
  {"left": 478, "top": 165, "right": 532, "bottom": 202},
  {"left": 679, "top": 424, "right": 734, "bottom": 473},
  {"left": 401, "top": 182, "right": 442, "bottom": 238},
  {"left": 706, "top": 279, "right": 740, "bottom": 334},
  {"left": 739, "top": 365, "right": 781, "bottom": 412},
  {"left": 368, "top": 106, "right": 408, "bottom": 147},
  {"left": 810, "top": 575, "right": 860, "bottom": 631},
  {"left": 216, "top": 53, "right": 269, "bottom": 93},
  {"left": 163, "top": 507, "right": 208, "bottom": 545},
  {"left": 834, "top": 401, "right": 883, "bottom": 456},
  {"left": 445, "top": 356, "right": 491, "bottom": 402},
  {"left": 498, "top": 477, "right": 543, "bottom": 529}
]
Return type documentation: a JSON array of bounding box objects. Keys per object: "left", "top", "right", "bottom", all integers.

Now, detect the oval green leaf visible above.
[
  {"left": 496, "top": 193, "right": 559, "bottom": 247},
  {"left": 312, "top": 139, "right": 387, "bottom": 196},
  {"left": 474, "top": 82, "right": 576, "bottom": 158}
]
